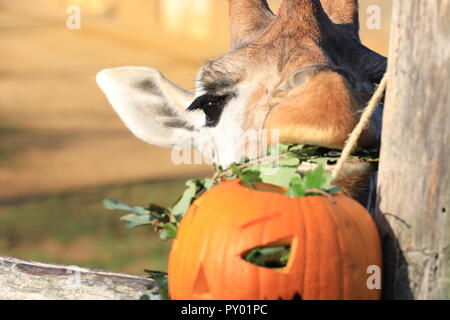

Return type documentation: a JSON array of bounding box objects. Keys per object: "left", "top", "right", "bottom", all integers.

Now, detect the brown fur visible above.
[
  {"left": 331, "top": 161, "right": 374, "bottom": 200},
  {"left": 264, "top": 70, "right": 376, "bottom": 148},
  {"left": 266, "top": 71, "right": 359, "bottom": 148}
]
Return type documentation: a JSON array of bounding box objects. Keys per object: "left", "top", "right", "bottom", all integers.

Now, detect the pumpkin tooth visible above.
[{"left": 292, "top": 293, "right": 303, "bottom": 300}]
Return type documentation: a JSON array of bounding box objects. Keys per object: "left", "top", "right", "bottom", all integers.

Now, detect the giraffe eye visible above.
[{"left": 187, "top": 94, "right": 229, "bottom": 127}]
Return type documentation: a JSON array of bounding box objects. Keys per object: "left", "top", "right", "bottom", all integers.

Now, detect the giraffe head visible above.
[{"left": 97, "top": 0, "right": 386, "bottom": 166}]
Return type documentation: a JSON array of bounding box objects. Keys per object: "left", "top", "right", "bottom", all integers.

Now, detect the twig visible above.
[
  {"left": 305, "top": 188, "right": 335, "bottom": 201},
  {"left": 217, "top": 153, "right": 288, "bottom": 180}
]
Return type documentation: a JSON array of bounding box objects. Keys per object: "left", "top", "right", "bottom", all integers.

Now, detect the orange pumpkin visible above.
[{"left": 168, "top": 179, "right": 382, "bottom": 300}]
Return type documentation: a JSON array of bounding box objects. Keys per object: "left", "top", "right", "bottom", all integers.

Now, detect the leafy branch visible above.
[
  {"left": 103, "top": 178, "right": 213, "bottom": 240},
  {"left": 103, "top": 143, "right": 378, "bottom": 239}
]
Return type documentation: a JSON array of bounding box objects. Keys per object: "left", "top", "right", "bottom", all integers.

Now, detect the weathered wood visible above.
[
  {"left": 376, "top": 0, "right": 450, "bottom": 299},
  {"left": 0, "top": 255, "right": 161, "bottom": 300}
]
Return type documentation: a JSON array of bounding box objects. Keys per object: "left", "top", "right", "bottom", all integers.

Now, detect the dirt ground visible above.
[{"left": 0, "top": 0, "right": 391, "bottom": 202}]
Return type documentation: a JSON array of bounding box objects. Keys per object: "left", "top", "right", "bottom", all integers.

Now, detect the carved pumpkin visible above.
[{"left": 168, "top": 179, "right": 382, "bottom": 300}]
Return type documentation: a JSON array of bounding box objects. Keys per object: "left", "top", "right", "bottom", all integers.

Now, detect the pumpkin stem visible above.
[{"left": 305, "top": 188, "right": 335, "bottom": 202}]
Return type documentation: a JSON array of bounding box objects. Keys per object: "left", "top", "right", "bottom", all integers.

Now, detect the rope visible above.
[{"left": 332, "top": 73, "right": 388, "bottom": 179}]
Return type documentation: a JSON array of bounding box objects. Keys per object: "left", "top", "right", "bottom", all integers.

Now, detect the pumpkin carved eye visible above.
[{"left": 241, "top": 236, "right": 294, "bottom": 272}]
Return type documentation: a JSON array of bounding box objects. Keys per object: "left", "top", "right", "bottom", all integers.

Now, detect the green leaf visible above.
[
  {"left": 239, "top": 155, "right": 250, "bottom": 164},
  {"left": 287, "top": 144, "right": 306, "bottom": 153},
  {"left": 103, "top": 199, "right": 150, "bottom": 215},
  {"left": 145, "top": 271, "right": 169, "bottom": 300},
  {"left": 280, "top": 249, "right": 290, "bottom": 265},
  {"left": 278, "top": 156, "right": 300, "bottom": 167},
  {"left": 214, "top": 165, "right": 224, "bottom": 177},
  {"left": 171, "top": 180, "right": 198, "bottom": 217},
  {"left": 240, "top": 170, "right": 262, "bottom": 184},
  {"left": 147, "top": 203, "right": 169, "bottom": 215},
  {"left": 120, "top": 214, "right": 152, "bottom": 229},
  {"left": 286, "top": 176, "right": 306, "bottom": 198},
  {"left": 203, "top": 178, "right": 214, "bottom": 190},
  {"left": 170, "top": 179, "right": 214, "bottom": 219},
  {"left": 268, "top": 143, "right": 292, "bottom": 156},
  {"left": 278, "top": 143, "right": 294, "bottom": 154},
  {"left": 304, "top": 165, "right": 330, "bottom": 190},
  {"left": 260, "top": 166, "right": 299, "bottom": 188},
  {"left": 284, "top": 165, "right": 343, "bottom": 198},
  {"left": 160, "top": 223, "right": 178, "bottom": 240},
  {"left": 140, "top": 294, "right": 150, "bottom": 300},
  {"left": 229, "top": 163, "right": 241, "bottom": 177}
]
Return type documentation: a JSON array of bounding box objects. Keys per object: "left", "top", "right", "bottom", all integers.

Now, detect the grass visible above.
[
  {"left": 0, "top": 179, "right": 189, "bottom": 275},
  {"left": 0, "top": 125, "right": 23, "bottom": 165}
]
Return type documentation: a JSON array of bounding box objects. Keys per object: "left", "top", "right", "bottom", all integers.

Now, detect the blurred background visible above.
[{"left": 0, "top": 0, "right": 392, "bottom": 274}]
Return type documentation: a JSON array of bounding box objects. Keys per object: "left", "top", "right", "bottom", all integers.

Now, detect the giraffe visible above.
[{"left": 97, "top": 0, "right": 387, "bottom": 199}]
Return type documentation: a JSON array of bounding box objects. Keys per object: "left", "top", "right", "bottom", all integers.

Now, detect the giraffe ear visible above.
[
  {"left": 320, "top": 0, "right": 360, "bottom": 38},
  {"left": 229, "top": 0, "right": 275, "bottom": 49},
  {"left": 96, "top": 66, "right": 198, "bottom": 147}
]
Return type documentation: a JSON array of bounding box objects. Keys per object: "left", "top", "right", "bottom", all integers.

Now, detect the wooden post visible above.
[{"left": 376, "top": 0, "right": 449, "bottom": 299}]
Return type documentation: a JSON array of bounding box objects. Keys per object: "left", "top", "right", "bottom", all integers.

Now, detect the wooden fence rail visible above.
[{"left": 0, "top": 255, "right": 161, "bottom": 300}]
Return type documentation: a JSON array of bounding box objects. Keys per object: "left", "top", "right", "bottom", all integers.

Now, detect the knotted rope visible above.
[{"left": 332, "top": 73, "right": 388, "bottom": 179}]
